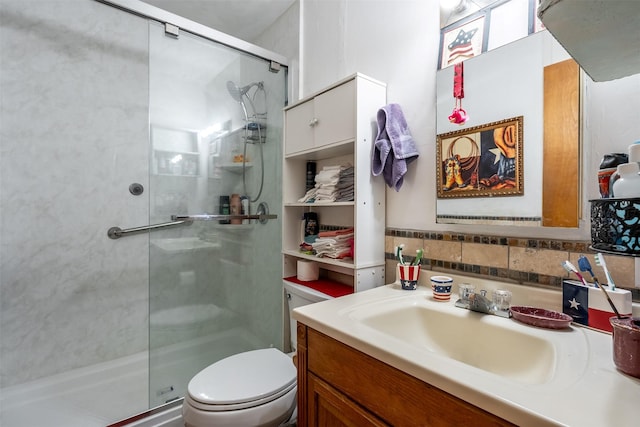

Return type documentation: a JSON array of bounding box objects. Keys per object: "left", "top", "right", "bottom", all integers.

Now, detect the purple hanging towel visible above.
[{"left": 371, "top": 103, "right": 419, "bottom": 191}]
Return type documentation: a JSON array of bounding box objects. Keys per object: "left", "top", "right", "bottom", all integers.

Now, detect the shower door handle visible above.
[
  {"left": 107, "top": 220, "right": 191, "bottom": 240},
  {"left": 174, "top": 202, "right": 277, "bottom": 225},
  {"left": 171, "top": 214, "right": 277, "bottom": 221}
]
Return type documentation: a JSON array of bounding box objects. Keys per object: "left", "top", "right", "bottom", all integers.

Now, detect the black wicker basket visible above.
[{"left": 590, "top": 198, "right": 640, "bottom": 256}]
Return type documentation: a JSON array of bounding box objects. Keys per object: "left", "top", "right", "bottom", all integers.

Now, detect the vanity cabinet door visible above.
[
  {"left": 303, "top": 327, "right": 516, "bottom": 427},
  {"left": 308, "top": 373, "right": 388, "bottom": 427}
]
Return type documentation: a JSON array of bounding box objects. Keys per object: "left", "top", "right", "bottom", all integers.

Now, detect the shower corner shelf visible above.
[
  {"left": 219, "top": 162, "right": 253, "bottom": 173},
  {"left": 152, "top": 149, "right": 200, "bottom": 177},
  {"left": 281, "top": 73, "right": 387, "bottom": 294}
]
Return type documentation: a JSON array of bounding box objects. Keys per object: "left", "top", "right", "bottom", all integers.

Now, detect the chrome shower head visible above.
[
  {"left": 226, "top": 81, "right": 263, "bottom": 103},
  {"left": 226, "top": 81, "right": 245, "bottom": 102}
]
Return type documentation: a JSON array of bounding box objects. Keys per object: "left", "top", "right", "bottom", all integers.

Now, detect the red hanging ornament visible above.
[{"left": 449, "top": 62, "right": 468, "bottom": 125}]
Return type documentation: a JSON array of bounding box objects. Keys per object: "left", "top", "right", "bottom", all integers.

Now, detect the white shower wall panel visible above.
[{"left": 0, "top": 0, "right": 150, "bottom": 387}]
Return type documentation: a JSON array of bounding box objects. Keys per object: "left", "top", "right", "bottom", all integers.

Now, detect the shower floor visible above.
[{"left": 0, "top": 328, "right": 262, "bottom": 427}]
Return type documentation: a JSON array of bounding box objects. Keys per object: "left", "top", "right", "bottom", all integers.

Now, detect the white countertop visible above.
[{"left": 293, "top": 272, "right": 640, "bottom": 427}]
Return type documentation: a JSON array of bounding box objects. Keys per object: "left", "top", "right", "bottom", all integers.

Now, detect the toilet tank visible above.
[{"left": 283, "top": 280, "right": 333, "bottom": 350}]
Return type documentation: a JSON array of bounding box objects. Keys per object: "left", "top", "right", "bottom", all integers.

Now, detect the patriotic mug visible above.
[{"left": 430, "top": 275, "right": 454, "bottom": 301}]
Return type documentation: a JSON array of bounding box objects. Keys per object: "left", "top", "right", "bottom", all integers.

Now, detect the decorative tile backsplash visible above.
[{"left": 385, "top": 228, "right": 639, "bottom": 301}]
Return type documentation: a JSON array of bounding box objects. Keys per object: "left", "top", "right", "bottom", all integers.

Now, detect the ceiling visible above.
[
  {"left": 440, "top": 0, "right": 505, "bottom": 28},
  {"left": 141, "top": 1, "right": 501, "bottom": 41},
  {"left": 141, "top": 0, "right": 297, "bottom": 42}
]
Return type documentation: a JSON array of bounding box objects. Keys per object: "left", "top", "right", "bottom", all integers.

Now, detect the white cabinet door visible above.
[
  {"left": 284, "top": 99, "right": 315, "bottom": 155},
  {"left": 314, "top": 79, "right": 356, "bottom": 148}
]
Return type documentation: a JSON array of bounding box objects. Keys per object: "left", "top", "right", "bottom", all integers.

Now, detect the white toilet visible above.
[{"left": 182, "top": 281, "right": 333, "bottom": 427}]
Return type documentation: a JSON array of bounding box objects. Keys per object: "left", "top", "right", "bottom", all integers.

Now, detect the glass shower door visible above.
[{"left": 147, "top": 22, "right": 286, "bottom": 407}]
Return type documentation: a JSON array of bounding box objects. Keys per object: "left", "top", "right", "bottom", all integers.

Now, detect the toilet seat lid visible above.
[{"left": 188, "top": 348, "right": 296, "bottom": 407}]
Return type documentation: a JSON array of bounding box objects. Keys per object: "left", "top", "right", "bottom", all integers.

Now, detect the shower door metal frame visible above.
[{"left": 96, "top": 0, "right": 289, "bottom": 67}]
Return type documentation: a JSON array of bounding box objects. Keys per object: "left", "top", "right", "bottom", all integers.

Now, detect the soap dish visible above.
[{"left": 510, "top": 306, "right": 573, "bottom": 329}]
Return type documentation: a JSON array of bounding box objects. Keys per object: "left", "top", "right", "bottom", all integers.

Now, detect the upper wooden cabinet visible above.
[{"left": 284, "top": 78, "right": 356, "bottom": 156}]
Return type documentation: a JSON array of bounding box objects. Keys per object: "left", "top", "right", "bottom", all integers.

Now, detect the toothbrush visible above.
[
  {"left": 594, "top": 253, "right": 616, "bottom": 291},
  {"left": 579, "top": 256, "right": 622, "bottom": 318},
  {"left": 412, "top": 248, "right": 424, "bottom": 266},
  {"left": 577, "top": 255, "right": 599, "bottom": 287},
  {"left": 395, "top": 244, "right": 405, "bottom": 266},
  {"left": 561, "top": 260, "right": 589, "bottom": 287},
  {"left": 599, "top": 283, "right": 623, "bottom": 319},
  {"left": 577, "top": 255, "right": 622, "bottom": 318}
]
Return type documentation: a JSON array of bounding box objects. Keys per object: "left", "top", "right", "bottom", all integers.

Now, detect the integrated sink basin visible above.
[
  {"left": 293, "top": 278, "right": 639, "bottom": 427},
  {"left": 342, "top": 290, "right": 588, "bottom": 386}
]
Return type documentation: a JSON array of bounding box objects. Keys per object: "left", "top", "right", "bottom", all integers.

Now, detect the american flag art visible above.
[
  {"left": 447, "top": 27, "right": 478, "bottom": 64},
  {"left": 562, "top": 280, "right": 632, "bottom": 333}
]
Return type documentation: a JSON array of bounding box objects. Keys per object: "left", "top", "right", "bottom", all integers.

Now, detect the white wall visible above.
[
  {"left": 301, "top": 0, "right": 440, "bottom": 232},
  {"left": 253, "top": 0, "right": 300, "bottom": 102},
  {"left": 297, "top": 0, "right": 640, "bottom": 240}
]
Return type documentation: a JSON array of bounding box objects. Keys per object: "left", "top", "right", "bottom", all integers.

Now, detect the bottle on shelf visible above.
[
  {"left": 219, "top": 195, "right": 230, "bottom": 224},
  {"left": 230, "top": 193, "right": 242, "bottom": 224},
  {"left": 303, "top": 212, "right": 319, "bottom": 243},
  {"left": 612, "top": 162, "right": 640, "bottom": 198},
  {"left": 240, "top": 196, "right": 249, "bottom": 224},
  {"left": 306, "top": 161, "right": 316, "bottom": 192}
]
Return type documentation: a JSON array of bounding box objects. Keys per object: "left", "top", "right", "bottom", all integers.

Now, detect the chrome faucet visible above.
[
  {"left": 469, "top": 290, "right": 493, "bottom": 314},
  {"left": 455, "top": 288, "right": 512, "bottom": 318}
]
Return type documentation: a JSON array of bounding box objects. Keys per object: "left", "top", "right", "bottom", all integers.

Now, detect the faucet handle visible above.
[
  {"left": 492, "top": 289, "right": 512, "bottom": 311},
  {"left": 458, "top": 283, "right": 476, "bottom": 302}
]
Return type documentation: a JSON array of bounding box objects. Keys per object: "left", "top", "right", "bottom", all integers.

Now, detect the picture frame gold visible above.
[{"left": 436, "top": 116, "right": 524, "bottom": 199}]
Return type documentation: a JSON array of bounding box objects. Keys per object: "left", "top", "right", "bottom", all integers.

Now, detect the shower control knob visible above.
[{"left": 129, "top": 183, "right": 144, "bottom": 196}]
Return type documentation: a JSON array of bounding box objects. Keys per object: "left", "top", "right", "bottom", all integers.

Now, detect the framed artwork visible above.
[
  {"left": 439, "top": 14, "right": 487, "bottom": 69},
  {"left": 436, "top": 116, "right": 524, "bottom": 198}
]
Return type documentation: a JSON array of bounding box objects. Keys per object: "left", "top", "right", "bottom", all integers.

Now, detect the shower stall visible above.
[{"left": 0, "top": 1, "right": 287, "bottom": 425}]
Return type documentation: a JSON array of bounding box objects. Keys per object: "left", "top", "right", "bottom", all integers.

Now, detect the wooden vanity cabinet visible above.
[{"left": 297, "top": 324, "right": 516, "bottom": 427}]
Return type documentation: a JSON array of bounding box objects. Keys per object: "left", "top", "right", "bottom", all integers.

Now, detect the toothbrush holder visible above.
[{"left": 398, "top": 264, "right": 420, "bottom": 290}]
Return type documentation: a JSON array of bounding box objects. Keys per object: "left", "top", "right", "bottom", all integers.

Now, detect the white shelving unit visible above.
[{"left": 282, "top": 73, "right": 387, "bottom": 293}]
